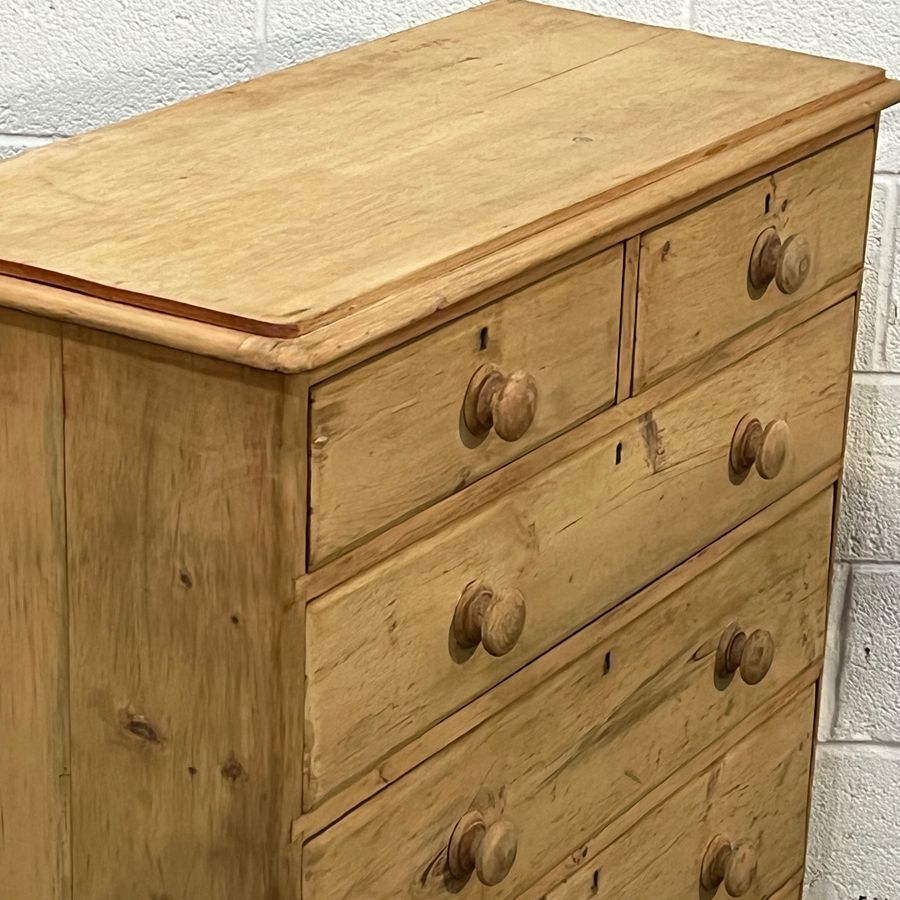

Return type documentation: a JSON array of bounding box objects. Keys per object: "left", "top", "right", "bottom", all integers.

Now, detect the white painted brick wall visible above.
[{"left": 1, "top": 0, "right": 898, "bottom": 894}]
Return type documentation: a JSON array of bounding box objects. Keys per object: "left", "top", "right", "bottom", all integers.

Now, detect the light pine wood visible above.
[
  {"left": 301, "top": 278, "right": 857, "bottom": 601},
  {"left": 0, "top": 309, "right": 70, "bottom": 899},
  {"left": 304, "top": 301, "right": 852, "bottom": 806},
  {"left": 635, "top": 129, "right": 874, "bottom": 389},
  {"left": 293, "top": 473, "right": 838, "bottom": 841},
  {"left": 542, "top": 689, "right": 815, "bottom": 900},
  {"left": 0, "top": 115, "right": 888, "bottom": 373},
  {"left": 0, "top": 4, "right": 890, "bottom": 339},
  {"left": 62, "top": 330, "right": 307, "bottom": 899},
  {"left": 301, "top": 491, "right": 832, "bottom": 898},
  {"left": 517, "top": 671, "right": 821, "bottom": 900},
  {"left": 770, "top": 873, "right": 805, "bottom": 899},
  {"left": 0, "top": 18, "right": 893, "bottom": 895},
  {"left": 309, "top": 247, "right": 622, "bottom": 564}
]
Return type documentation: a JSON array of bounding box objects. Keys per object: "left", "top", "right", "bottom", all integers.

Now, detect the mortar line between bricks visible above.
[
  {"left": 851, "top": 369, "right": 900, "bottom": 381},
  {"left": 817, "top": 563, "right": 843, "bottom": 737},
  {"left": 871, "top": 180, "right": 899, "bottom": 367},
  {"left": 826, "top": 565, "right": 855, "bottom": 738},
  {"left": 0, "top": 133, "right": 55, "bottom": 146},
  {"left": 254, "top": 0, "right": 270, "bottom": 73},
  {"left": 836, "top": 558, "right": 900, "bottom": 570},
  {"left": 819, "top": 739, "right": 900, "bottom": 753}
]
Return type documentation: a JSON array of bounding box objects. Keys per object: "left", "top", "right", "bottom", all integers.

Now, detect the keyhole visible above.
[
  {"left": 615, "top": 442, "right": 623, "bottom": 465},
  {"left": 592, "top": 868, "right": 603, "bottom": 893},
  {"left": 479, "top": 326, "right": 489, "bottom": 351},
  {"left": 603, "top": 651, "right": 613, "bottom": 675},
  {"left": 764, "top": 192, "right": 771, "bottom": 214}
]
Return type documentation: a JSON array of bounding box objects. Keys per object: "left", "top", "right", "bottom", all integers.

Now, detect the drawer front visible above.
[
  {"left": 305, "top": 300, "right": 852, "bottom": 806},
  {"left": 543, "top": 687, "right": 815, "bottom": 900},
  {"left": 302, "top": 491, "right": 831, "bottom": 898},
  {"left": 308, "top": 247, "right": 624, "bottom": 565},
  {"left": 634, "top": 129, "right": 873, "bottom": 390}
]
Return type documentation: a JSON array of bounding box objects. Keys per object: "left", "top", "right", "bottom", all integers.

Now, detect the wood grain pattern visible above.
[
  {"left": 0, "top": 309, "right": 70, "bottom": 899},
  {"left": 0, "top": 114, "right": 890, "bottom": 374},
  {"left": 517, "top": 670, "right": 821, "bottom": 900},
  {"left": 62, "top": 330, "right": 306, "bottom": 899},
  {"left": 635, "top": 129, "right": 874, "bottom": 390},
  {"left": 0, "top": 16, "right": 888, "bottom": 896},
  {"left": 770, "top": 873, "right": 805, "bottom": 899},
  {"left": 309, "top": 247, "right": 622, "bottom": 565},
  {"left": 301, "top": 278, "right": 858, "bottom": 602},
  {"left": 0, "top": 3, "right": 887, "bottom": 337},
  {"left": 301, "top": 491, "right": 832, "bottom": 898},
  {"left": 542, "top": 688, "right": 815, "bottom": 899},
  {"left": 304, "top": 300, "right": 852, "bottom": 806},
  {"left": 293, "top": 472, "right": 838, "bottom": 841}
]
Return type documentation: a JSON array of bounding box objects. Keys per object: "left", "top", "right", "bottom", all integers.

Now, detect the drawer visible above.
[
  {"left": 634, "top": 129, "right": 874, "bottom": 391},
  {"left": 301, "top": 490, "right": 831, "bottom": 898},
  {"left": 308, "top": 246, "right": 624, "bottom": 565},
  {"left": 543, "top": 687, "right": 815, "bottom": 900},
  {"left": 304, "top": 299, "right": 852, "bottom": 806}
]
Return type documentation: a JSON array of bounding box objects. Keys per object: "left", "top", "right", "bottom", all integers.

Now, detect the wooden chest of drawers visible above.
[{"left": 1, "top": 3, "right": 898, "bottom": 898}]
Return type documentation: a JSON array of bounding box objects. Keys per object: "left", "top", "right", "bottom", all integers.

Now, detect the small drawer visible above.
[
  {"left": 304, "top": 300, "right": 852, "bottom": 806},
  {"left": 301, "top": 490, "right": 832, "bottom": 898},
  {"left": 308, "top": 246, "right": 624, "bottom": 566},
  {"left": 634, "top": 129, "right": 874, "bottom": 390},
  {"left": 544, "top": 687, "right": 815, "bottom": 900}
]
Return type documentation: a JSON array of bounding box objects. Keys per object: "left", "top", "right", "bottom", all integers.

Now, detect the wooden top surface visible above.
[{"left": 0, "top": 0, "right": 892, "bottom": 341}]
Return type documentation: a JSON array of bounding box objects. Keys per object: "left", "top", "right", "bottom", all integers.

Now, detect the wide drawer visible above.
[
  {"left": 304, "top": 300, "right": 852, "bottom": 806},
  {"left": 308, "top": 246, "right": 624, "bottom": 565},
  {"left": 634, "top": 129, "right": 873, "bottom": 390},
  {"left": 543, "top": 687, "right": 815, "bottom": 900},
  {"left": 301, "top": 490, "right": 832, "bottom": 898}
]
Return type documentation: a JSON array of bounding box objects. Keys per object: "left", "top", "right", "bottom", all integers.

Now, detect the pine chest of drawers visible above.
[{"left": 1, "top": 3, "right": 898, "bottom": 898}]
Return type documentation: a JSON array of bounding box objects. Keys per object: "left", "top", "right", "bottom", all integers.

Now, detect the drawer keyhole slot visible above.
[
  {"left": 479, "top": 326, "right": 489, "bottom": 351},
  {"left": 603, "top": 651, "right": 613, "bottom": 675},
  {"left": 615, "top": 442, "right": 623, "bottom": 465}
]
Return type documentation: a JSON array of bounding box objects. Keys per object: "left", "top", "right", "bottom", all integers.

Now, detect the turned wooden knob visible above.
[
  {"left": 701, "top": 835, "right": 758, "bottom": 896},
  {"left": 453, "top": 580, "right": 526, "bottom": 657},
  {"left": 448, "top": 810, "right": 518, "bottom": 886},
  {"left": 730, "top": 415, "right": 790, "bottom": 480},
  {"left": 464, "top": 364, "right": 538, "bottom": 442},
  {"left": 749, "top": 227, "right": 811, "bottom": 295},
  {"left": 717, "top": 624, "right": 775, "bottom": 685}
]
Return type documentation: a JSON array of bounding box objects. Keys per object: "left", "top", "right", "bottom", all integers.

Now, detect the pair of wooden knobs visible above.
[
  {"left": 453, "top": 580, "right": 526, "bottom": 657},
  {"left": 464, "top": 364, "right": 538, "bottom": 442},
  {"left": 701, "top": 835, "right": 758, "bottom": 896},
  {"left": 749, "top": 227, "right": 811, "bottom": 295},
  {"left": 448, "top": 810, "right": 518, "bottom": 886},
  {"left": 731, "top": 415, "right": 790, "bottom": 481},
  {"left": 445, "top": 818, "right": 757, "bottom": 892}
]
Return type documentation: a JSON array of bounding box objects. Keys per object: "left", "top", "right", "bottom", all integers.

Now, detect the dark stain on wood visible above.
[
  {"left": 221, "top": 757, "right": 245, "bottom": 782},
  {"left": 639, "top": 411, "right": 666, "bottom": 472}
]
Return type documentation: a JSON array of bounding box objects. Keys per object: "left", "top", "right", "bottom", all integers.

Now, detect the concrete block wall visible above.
[{"left": 1, "top": 0, "right": 897, "bottom": 895}]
